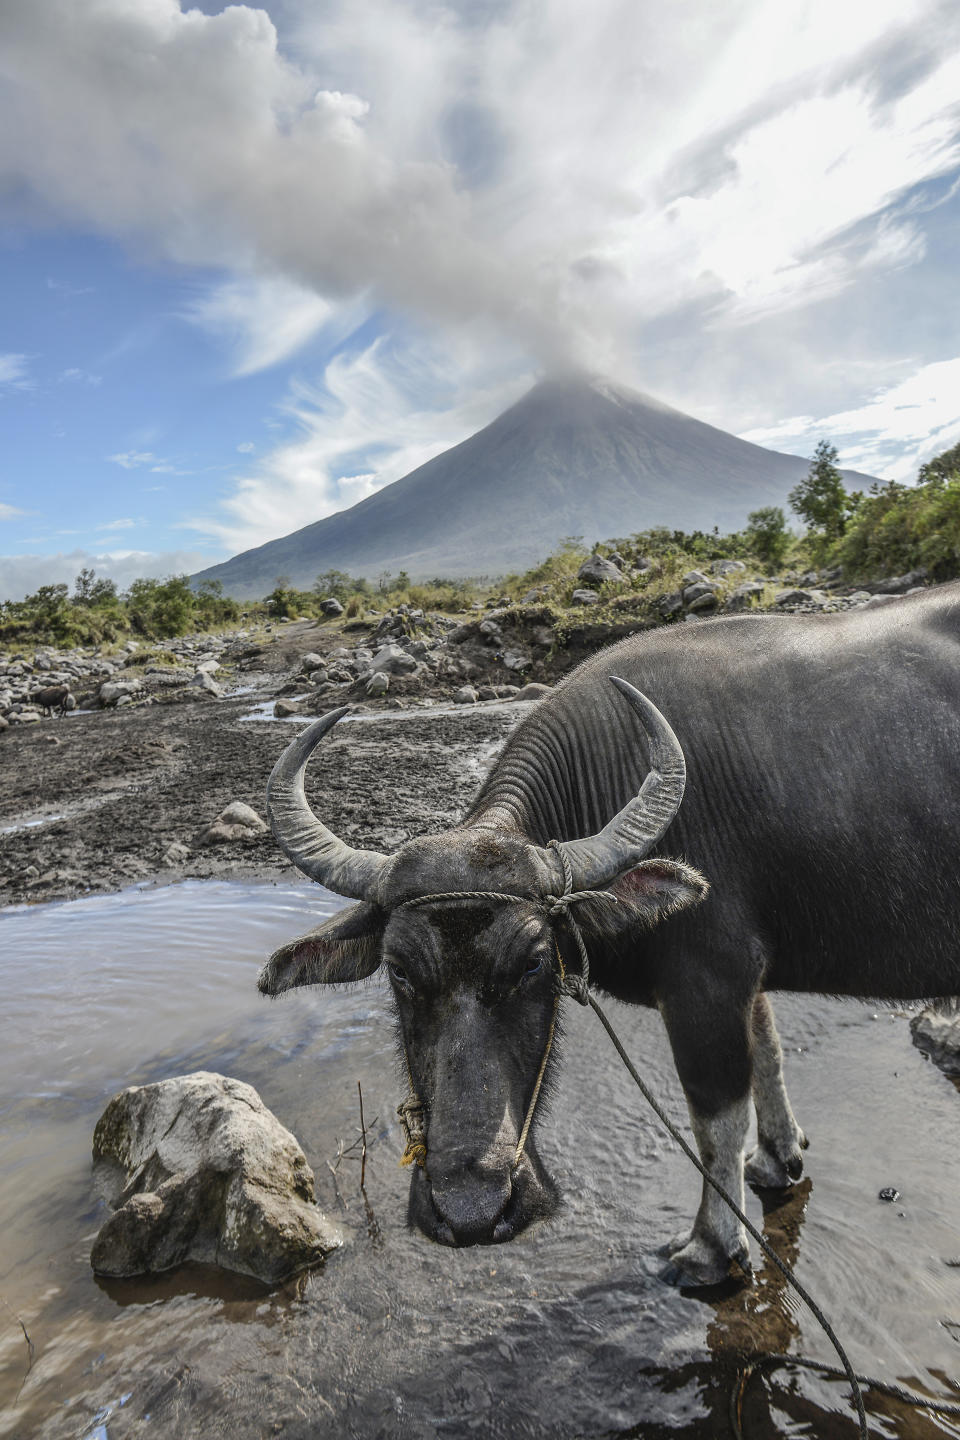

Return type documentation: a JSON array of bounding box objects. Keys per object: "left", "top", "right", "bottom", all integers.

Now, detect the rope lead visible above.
[{"left": 387, "top": 849, "right": 960, "bottom": 1437}]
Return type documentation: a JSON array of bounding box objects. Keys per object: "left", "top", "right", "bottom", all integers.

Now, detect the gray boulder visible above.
[
  {"left": 727, "top": 581, "right": 766, "bottom": 610},
  {"left": 577, "top": 554, "right": 626, "bottom": 586},
  {"left": 190, "top": 670, "right": 224, "bottom": 697},
  {"left": 910, "top": 1002, "right": 960, "bottom": 1076},
  {"left": 712, "top": 559, "right": 747, "bottom": 576},
  {"left": 199, "top": 801, "right": 268, "bottom": 845},
  {"left": 774, "top": 588, "right": 816, "bottom": 606},
  {"left": 366, "top": 672, "right": 390, "bottom": 696},
  {"left": 571, "top": 588, "right": 600, "bottom": 606},
  {"left": 869, "top": 569, "right": 927, "bottom": 595},
  {"left": 368, "top": 644, "right": 418, "bottom": 676},
  {"left": 273, "top": 698, "right": 302, "bottom": 718},
  {"left": 658, "top": 591, "right": 683, "bottom": 618},
  {"left": 454, "top": 685, "right": 479, "bottom": 704},
  {"left": 99, "top": 678, "right": 143, "bottom": 707},
  {"left": 91, "top": 1072, "right": 340, "bottom": 1283},
  {"left": 319, "top": 597, "right": 344, "bottom": 616},
  {"left": 683, "top": 581, "right": 716, "bottom": 606},
  {"left": 687, "top": 590, "right": 719, "bottom": 614},
  {"left": 682, "top": 569, "right": 712, "bottom": 588}
]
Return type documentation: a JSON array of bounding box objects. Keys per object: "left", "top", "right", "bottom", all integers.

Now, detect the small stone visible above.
[
  {"left": 162, "top": 841, "right": 191, "bottom": 867},
  {"left": 366, "top": 672, "right": 390, "bottom": 696},
  {"left": 273, "top": 699, "right": 302, "bottom": 718},
  {"left": 878, "top": 1187, "right": 900, "bottom": 1203},
  {"left": 454, "top": 686, "right": 478, "bottom": 704},
  {"left": 199, "top": 802, "right": 268, "bottom": 846}
]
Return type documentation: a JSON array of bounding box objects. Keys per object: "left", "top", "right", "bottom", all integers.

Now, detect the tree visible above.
[
  {"left": 918, "top": 439, "right": 960, "bottom": 486},
  {"left": 313, "top": 569, "right": 353, "bottom": 600},
  {"left": 745, "top": 507, "right": 790, "bottom": 570},
  {"left": 788, "top": 441, "right": 853, "bottom": 542}
]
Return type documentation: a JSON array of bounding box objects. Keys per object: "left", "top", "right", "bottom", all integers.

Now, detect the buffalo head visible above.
[{"left": 258, "top": 678, "right": 707, "bottom": 1246}]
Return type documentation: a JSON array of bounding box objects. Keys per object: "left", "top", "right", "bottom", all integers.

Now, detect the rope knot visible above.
[
  {"left": 397, "top": 1095, "right": 427, "bottom": 1169},
  {"left": 559, "top": 971, "right": 590, "bottom": 1006}
]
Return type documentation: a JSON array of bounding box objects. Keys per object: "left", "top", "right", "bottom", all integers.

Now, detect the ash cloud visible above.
[{"left": 2, "top": 0, "right": 958, "bottom": 378}]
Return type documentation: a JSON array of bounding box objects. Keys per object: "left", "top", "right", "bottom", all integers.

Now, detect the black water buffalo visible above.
[
  {"left": 32, "top": 685, "right": 72, "bottom": 717},
  {"left": 259, "top": 584, "right": 960, "bottom": 1285}
]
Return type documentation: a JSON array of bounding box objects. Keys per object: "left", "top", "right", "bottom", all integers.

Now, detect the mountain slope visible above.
[{"left": 193, "top": 376, "right": 876, "bottom": 596}]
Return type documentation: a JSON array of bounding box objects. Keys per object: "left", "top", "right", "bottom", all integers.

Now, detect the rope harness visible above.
[{"left": 390, "top": 842, "right": 960, "bottom": 1438}]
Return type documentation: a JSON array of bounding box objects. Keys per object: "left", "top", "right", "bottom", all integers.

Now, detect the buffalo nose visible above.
[{"left": 430, "top": 1172, "right": 511, "bottom": 1246}]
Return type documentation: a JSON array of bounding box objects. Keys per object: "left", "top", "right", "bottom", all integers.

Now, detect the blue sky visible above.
[{"left": 1, "top": 0, "right": 959, "bottom": 600}]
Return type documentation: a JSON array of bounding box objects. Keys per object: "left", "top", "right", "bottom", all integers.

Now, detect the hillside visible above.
[{"left": 193, "top": 375, "right": 877, "bottom": 596}]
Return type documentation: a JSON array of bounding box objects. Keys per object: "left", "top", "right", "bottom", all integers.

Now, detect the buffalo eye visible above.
[
  {"left": 521, "top": 958, "right": 544, "bottom": 984},
  {"left": 388, "top": 962, "right": 414, "bottom": 994}
]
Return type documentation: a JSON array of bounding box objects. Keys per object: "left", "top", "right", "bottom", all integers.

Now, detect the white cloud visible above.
[
  {"left": 739, "top": 357, "right": 960, "bottom": 479},
  {"left": 236, "top": 441, "right": 255, "bottom": 453},
  {"left": 0, "top": 502, "right": 25, "bottom": 520},
  {"left": 185, "top": 274, "right": 336, "bottom": 376},
  {"left": 185, "top": 333, "right": 533, "bottom": 554},
  {"left": 100, "top": 517, "right": 137, "bottom": 530},
  {"left": 0, "top": 548, "right": 217, "bottom": 603},
  {"left": 0, "top": 353, "right": 32, "bottom": 391},
  {"left": 108, "top": 450, "right": 157, "bottom": 469}
]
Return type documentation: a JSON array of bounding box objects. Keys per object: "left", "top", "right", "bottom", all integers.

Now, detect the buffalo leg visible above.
[
  {"left": 745, "top": 992, "right": 807, "bottom": 1188},
  {"left": 659, "top": 988, "right": 752, "bottom": 1286}
]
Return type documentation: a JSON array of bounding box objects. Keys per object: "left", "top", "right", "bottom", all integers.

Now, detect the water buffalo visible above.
[
  {"left": 32, "top": 685, "right": 73, "bottom": 717},
  {"left": 259, "top": 585, "right": 960, "bottom": 1285}
]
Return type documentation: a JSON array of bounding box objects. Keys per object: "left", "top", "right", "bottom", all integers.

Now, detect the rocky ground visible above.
[
  {"left": 0, "top": 615, "right": 531, "bottom": 907},
  {"left": 0, "top": 554, "right": 940, "bottom": 908}
]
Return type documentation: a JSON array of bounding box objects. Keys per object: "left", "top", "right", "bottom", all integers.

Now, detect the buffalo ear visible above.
[
  {"left": 259, "top": 902, "right": 385, "bottom": 995},
  {"left": 571, "top": 859, "right": 709, "bottom": 941}
]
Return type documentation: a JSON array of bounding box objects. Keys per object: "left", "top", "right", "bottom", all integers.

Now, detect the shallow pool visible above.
[{"left": 2, "top": 880, "right": 959, "bottom": 1438}]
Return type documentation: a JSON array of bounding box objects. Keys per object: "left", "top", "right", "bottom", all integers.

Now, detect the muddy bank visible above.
[{"left": 0, "top": 690, "right": 522, "bottom": 907}]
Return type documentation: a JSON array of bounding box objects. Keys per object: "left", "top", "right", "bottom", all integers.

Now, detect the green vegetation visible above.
[
  {"left": 744, "top": 507, "right": 790, "bottom": 571},
  {"left": 787, "top": 441, "right": 861, "bottom": 561},
  {"left": 0, "top": 571, "right": 241, "bottom": 649},
  {"left": 5, "top": 437, "right": 959, "bottom": 652},
  {"left": 785, "top": 438, "right": 960, "bottom": 582}
]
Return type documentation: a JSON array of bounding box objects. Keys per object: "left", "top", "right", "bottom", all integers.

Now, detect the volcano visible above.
[{"left": 192, "top": 376, "right": 876, "bottom": 596}]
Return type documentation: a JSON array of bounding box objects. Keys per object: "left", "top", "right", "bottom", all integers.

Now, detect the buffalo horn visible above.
[
  {"left": 555, "top": 677, "right": 687, "bottom": 890},
  {"left": 266, "top": 707, "right": 388, "bottom": 900}
]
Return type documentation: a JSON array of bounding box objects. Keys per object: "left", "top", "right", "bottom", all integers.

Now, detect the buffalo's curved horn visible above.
[
  {"left": 556, "top": 677, "right": 687, "bottom": 890},
  {"left": 266, "top": 707, "right": 389, "bottom": 900}
]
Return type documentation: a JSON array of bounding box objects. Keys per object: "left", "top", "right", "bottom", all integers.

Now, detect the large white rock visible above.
[{"left": 91, "top": 1072, "right": 341, "bottom": 1283}]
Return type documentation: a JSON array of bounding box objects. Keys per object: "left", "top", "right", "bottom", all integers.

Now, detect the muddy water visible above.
[{"left": 2, "top": 881, "right": 960, "bottom": 1439}]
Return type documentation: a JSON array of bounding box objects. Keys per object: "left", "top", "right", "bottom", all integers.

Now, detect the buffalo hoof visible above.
[
  {"left": 659, "top": 1230, "right": 750, "bottom": 1288},
  {"left": 745, "top": 1129, "right": 808, "bottom": 1190}
]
